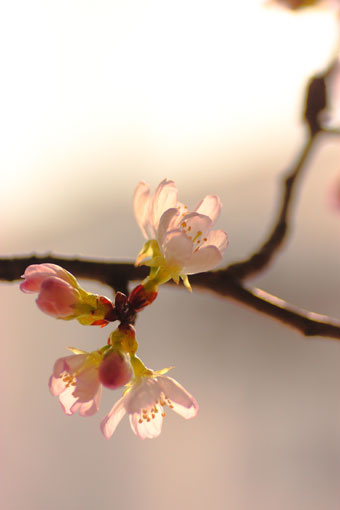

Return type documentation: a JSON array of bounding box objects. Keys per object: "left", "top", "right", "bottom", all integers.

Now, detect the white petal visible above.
[
  {"left": 157, "top": 208, "right": 179, "bottom": 245},
  {"left": 194, "top": 195, "right": 221, "bottom": 226},
  {"left": 158, "top": 376, "right": 199, "bottom": 419},
  {"left": 170, "top": 201, "right": 188, "bottom": 227},
  {"left": 133, "top": 181, "right": 153, "bottom": 239},
  {"left": 152, "top": 179, "right": 178, "bottom": 230},
  {"left": 181, "top": 212, "right": 212, "bottom": 239},
  {"left": 183, "top": 245, "right": 222, "bottom": 274},
  {"left": 169, "top": 400, "right": 199, "bottom": 419},
  {"left": 125, "top": 378, "right": 161, "bottom": 414},
  {"left": 58, "top": 386, "right": 79, "bottom": 415},
  {"left": 202, "top": 229, "right": 229, "bottom": 254},
  {"left": 129, "top": 411, "right": 163, "bottom": 439},
  {"left": 100, "top": 396, "right": 127, "bottom": 439},
  {"left": 162, "top": 230, "right": 193, "bottom": 268}
]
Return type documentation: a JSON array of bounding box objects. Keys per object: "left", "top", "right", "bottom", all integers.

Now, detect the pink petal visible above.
[
  {"left": 62, "top": 354, "right": 87, "bottom": 375},
  {"left": 152, "top": 179, "right": 178, "bottom": 231},
  {"left": 183, "top": 245, "right": 222, "bottom": 274},
  {"left": 157, "top": 208, "right": 179, "bottom": 245},
  {"left": 51, "top": 354, "right": 86, "bottom": 379},
  {"left": 133, "top": 181, "right": 153, "bottom": 239},
  {"left": 79, "top": 386, "right": 102, "bottom": 417},
  {"left": 58, "top": 386, "right": 79, "bottom": 415},
  {"left": 158, "top": 376, "right": 199, "bottom": 419},
  {"left": 48, "top": 375, "right": 66, "bottom": 397},
  {"left": 100, "top": 396, "right": 127, "bottom": 439},
  {"left": 194, "top": 195, "right": 221, "bottom": 226},
  {"left": 36, "top": 277, "right": 78, "bottom": 317},
  {"left": 202, "top": 229, "right": 229, "bottom": 254},
  {"left": 20, "top": 263, "right": 69, "bottom": 293},
  {"left": 72, "top": 367, "right": 100, "bottom": 402},
  {"left": 162, "top": 230, "right": 193, "bottom": 268},
  {"left": 129, "top": 410, "right": 163, "bottom": 439}
]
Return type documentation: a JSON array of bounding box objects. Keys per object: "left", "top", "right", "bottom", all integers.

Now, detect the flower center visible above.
[
  {"left": 180, "top": 221, "right": 208, "bottom": 252},
  {"left": 60, "top": 372, "right": 77, "bottom": 388},
  {"left": 137, "top": 394, "right": 174, "bottom": 424}
]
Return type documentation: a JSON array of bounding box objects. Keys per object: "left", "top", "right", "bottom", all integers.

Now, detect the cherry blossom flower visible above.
[
  {"left": 133, "top": 179, "right": 228, "bottom": 289},
  {"left": 101, "top": 371, "right": 199, "bottom": 440},
  {"left": 49, "top": 349, "right": 103, "bottom": 417}
]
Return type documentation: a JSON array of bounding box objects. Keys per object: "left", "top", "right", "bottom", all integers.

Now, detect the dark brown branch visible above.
[
  {"left": 226, "top": 133, "right": 317, "bottom": 280},
  {"left": 2, "top": 254, "right": 340, "bottom": 340},
  {"left": 196, "top": 271, "right": 340, "bottom": 340},
  {"left": 0, "top": 254, "right": 148, "bottom": 294}
]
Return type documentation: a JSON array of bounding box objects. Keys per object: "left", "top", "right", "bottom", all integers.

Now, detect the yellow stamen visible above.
[{"left": 192, "top": 230, "right": 202, "bottom": 243}]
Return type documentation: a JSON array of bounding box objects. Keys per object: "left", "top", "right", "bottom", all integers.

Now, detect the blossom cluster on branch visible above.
[{"left": 20, "top": 179, "right": 228, "bottom": 440}]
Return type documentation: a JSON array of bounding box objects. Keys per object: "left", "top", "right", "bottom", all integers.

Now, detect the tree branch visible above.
[
  {"left": 225, "top": 128, "right": 339, "bottom": 281},
  {"left": 2, "top": 254, "right": 340, "bottom": 340},
  {"left": 226, "top": 133, "right": 317, "bottom": 280}
]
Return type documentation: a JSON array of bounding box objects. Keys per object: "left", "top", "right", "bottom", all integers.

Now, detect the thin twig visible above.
[
  {"left": 226, "top": 133, "right": 317, "bottom": 280},
  {"left": 198, "top": 272, "right": 340, "bottom": 340}
]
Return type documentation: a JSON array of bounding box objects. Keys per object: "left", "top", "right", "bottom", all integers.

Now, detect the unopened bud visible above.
[
  {"left": 36, "top": 276, "right": 79, "bottom": 318},
  {"left": 98, "top": 350, "right": 133, "bottom": 389},
  {"left": 128, "top": 284, "right": 158, "bottom": 312}
]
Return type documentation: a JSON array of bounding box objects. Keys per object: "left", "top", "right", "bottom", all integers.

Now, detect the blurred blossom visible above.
[
  {"left": 324, "top": 57, "right": 340, "bottom": 129},
  {"left": 328, "top": 175, "right": 340, "bottom": 211},
  {"left": 267, "top": 0, "right": 338, "bottom": 9}
]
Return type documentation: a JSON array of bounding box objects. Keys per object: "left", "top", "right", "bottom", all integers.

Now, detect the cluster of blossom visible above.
[
  {"left": 266, "top": 0, "right": 339, "bottom": 10},
  {"left": 20, "top": 180, "right": 228, "bottom": 439}
]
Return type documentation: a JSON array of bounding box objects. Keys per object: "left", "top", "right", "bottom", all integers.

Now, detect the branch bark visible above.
[
  {"left": 2, "top": 254, "right": 340, "bottom": 340},
  {"left": 226, "top": 134, "right": 317, "bottom": 280},
  {"left": 1, "top": 126, "right": 339, "bottom": 340}
]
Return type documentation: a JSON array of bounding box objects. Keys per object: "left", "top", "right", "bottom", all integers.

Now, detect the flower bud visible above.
[
  {"left": 36, "top": 276, "right": 79, "bottom": 318},
  {"left": 128, "top": 284, "right": 158, "bottom": 312},
  {"left": 20, "top": 263, "right": 73, "bottom": 293},
  {"left": 98, "top": 350, "right": 133, "bottom": 389}
]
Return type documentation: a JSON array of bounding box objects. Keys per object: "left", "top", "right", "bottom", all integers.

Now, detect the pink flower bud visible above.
[
  {"left": 36, "top": 276, "right": 79, "bottom": 318},
  {"left": 20, "top": 264, "right": 72, "bottom": 293},
  {"left": 98, "top": 351, "right": 133, "bottom": 390}
]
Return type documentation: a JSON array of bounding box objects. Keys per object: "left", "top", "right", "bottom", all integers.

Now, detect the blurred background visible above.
[{"left": 1, "top": 0, "right": 340, "bottom": 509}]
